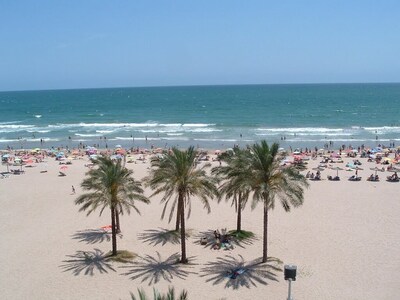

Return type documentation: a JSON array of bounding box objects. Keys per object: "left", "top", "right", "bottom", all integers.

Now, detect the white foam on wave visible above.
[
  {"left": 0, "top": 121, "right": 22, "bottom": 125},
  {"left": 364, "top": 126, "right": 400, "bottom": 133},
  {"left": 295, "top": 132, "right": 354, "bottom": 136},
  {"left": 255, "top": 127, "right": 344, "bottom": 133},
  {"left": 139, "top": 130, "right": 157, "bottom": 133},
  {"left": 167, "top": 133, "right": 184, "bottom": 136},
  {"left": 189, "top": 128, "right": 222, "bottom": 133},
  {"left": 0, "top": 124, "right": 36, "bottom": 133},
  {"left": 45, "top": 122, "right": 214, "bottom": 129},
  {"left": 255, "top": 133, "right": 280, "bottom": 136},
  {"left": 113, "top": 137, "right": 137, "bottom": 140},
  {"left": 79, "top": 122, "right": 159, "bottom": 128},
  {"left": 75, "top": 133, "right": 102, "bottom": 137},
  {"left": 34, "top": 115, "right": 42, "bottom": 118},
  {"left": 48, "top": 124, "right": 77, "bottom": 129},
  {"left": 283, "top": 138, "right": 389, "bottom": 143},
  {"left": 0, "top": 123, "right": 218, "bottom": 136},
  {"left": 159, "top": 123, "right": 183, "bottom": 127},
  {"left": 182, "top": 123, "right": 214, "bottom": 127},
  {"left": 25, "top": 138, "right": 59, "bottom": 142},
  {"left": 113, "top": 137, "right": 160, "bottom": 141},
  {"left": 0, "top": 124, "right": 33, "bottom": 129},
  {"left": 138, "top": 128, "right": 222, "bottom": 134},
  {"left": 96, "top": 130, "right": 115, "bottom": 134},
  {"left": 194, "top": 138, "right": 238, "bottom": 142},
  {"left": 162, "top": 137, "right": 190, "bottom": 141}
]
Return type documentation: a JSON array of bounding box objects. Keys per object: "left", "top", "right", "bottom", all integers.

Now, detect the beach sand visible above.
[{"left": 1, "top": 151, "right": 399, "bottom": 299}]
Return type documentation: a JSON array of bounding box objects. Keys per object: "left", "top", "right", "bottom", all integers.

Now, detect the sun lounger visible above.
[
  {"left": 0, "top": 172, "right": 10, "bottom": 178},
  {"left": 11, "top": 169, "right": 24, "bottom": 175},
  {"left": 386, "top": 176, "right": 399, "bottom": 182},
  {"left": 367, "top": 176, "right": 379, "bottom": 182},
  {"left": 348, "top": 176, "right": 362, "bottom": 181},
  {"left": 58, "top": 171, "right": 66, "bottom": 176},
  {"left": 387, "top": 178, "right": 399, "bottom": 182}
]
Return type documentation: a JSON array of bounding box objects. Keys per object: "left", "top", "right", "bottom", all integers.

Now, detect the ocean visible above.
[{"left": 0, "top": 83, "right": 399, "bottom": 150}]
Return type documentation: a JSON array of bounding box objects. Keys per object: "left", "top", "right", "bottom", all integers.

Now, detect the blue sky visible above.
[{"left": 1, "top": 1, "right": 399, "bottom": 91}]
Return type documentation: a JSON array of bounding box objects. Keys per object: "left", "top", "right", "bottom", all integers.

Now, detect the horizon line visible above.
[{"left": 1, "top": 81, "right": 400, "bottom": 93}]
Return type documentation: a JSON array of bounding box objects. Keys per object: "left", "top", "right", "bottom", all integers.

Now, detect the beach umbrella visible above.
[
  {"left": 382, "top": 157, "right": 393, "bottom": 163},
  {"left": 115, "top": 145, "right": 122, "bottom": 149},
  {"left": 60, "top": 165, "right": 68, "bottom": 171},
  {"left": 115, "top": 148, "right": 125, "bottom": 154},
  {"left": 330, "top": 166, "right": 343, "bottom": 177},
  {"left": 370, "top": 167, "right": 384, "bottom": 176},
  {"left": 312, "top": 167, "right": 325, "bottom": 171},
  {"left": 352, "top": 166, "right": 363, "bottom": 176}
]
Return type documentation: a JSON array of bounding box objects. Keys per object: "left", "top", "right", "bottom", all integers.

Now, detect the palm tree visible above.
[
  {"left": 247, "top": 141, "right": 309, "bottom": 263},
  {"left": 75, "top": 156, "right": 149, "bottom": 256},
  {"left": 212, "top": 148, "right": 251, "bottom": 233},
  {"left": 131, "top": 287, "right": 188, "bottom": 300},
  {"left": 146, "top": 146, "right": 218, "bottom": 263}
]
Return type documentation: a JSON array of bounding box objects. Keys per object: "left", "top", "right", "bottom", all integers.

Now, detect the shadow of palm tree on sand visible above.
[
  {"left": 71, "top": 229, "right": 122, "bottom": 244},
  {"left": 60, "top": 248, "right": 116, "bottom": 276},
  {"left": 200, "top": 254, "right": 282, "bottom": 289},
  {"left": 137, "top": 228, "right": 180, "bottom": 246},
  {"left": 137, "top": 228, "right": 193, "bottom": 246},
  {"left": 120, "top": 252, "right": 197, "bottom": 285},
  {"left": 193, "top": 229, "right": 258, "bottom": 250}
]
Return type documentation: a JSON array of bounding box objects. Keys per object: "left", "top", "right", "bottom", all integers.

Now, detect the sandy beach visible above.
[{"left": 1, "top": 148, "right": 400, "bottom": 300}]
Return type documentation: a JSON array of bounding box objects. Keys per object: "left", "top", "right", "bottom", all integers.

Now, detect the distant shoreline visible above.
[{"left": 1, "top": 140, "right": 396, "bottom": 154}]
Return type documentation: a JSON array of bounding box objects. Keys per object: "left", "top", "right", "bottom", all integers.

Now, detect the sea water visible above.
[{"left": 0, "top": 83, "right": 399, "bottom": 150}]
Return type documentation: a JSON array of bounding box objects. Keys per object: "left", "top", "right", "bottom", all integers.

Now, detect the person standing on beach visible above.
[{"left": 72, "top": 186, "right": 76, "bottom": 194}]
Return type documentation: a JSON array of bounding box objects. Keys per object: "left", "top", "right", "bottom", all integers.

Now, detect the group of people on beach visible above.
[{"left": 212, "top": 229, "right": 233, "bottom": 250}]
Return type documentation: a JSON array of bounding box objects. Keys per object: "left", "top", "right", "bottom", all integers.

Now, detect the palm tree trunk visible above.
[
  {"left": 175, "top": 200, "right": 181, "bottom": 231},
  {"left": 111, "top": 206, "right": 117, "bottom": 256},
  {"left": 115, "top": 210, "right": 121, "bottom": 233},
  {"left": 179, "top": 194, "right": 187, "bottom": 263},
  {"left": 236, "top": 196, "right": 242, "bottom": 232},
  {"left": 262, "top": 201, "right": 269, "bottom": 263}
]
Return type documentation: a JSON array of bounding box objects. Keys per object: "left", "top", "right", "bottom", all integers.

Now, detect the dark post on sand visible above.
[{"left": 284, "top": 264, "right": 297, "bottom": 300}]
